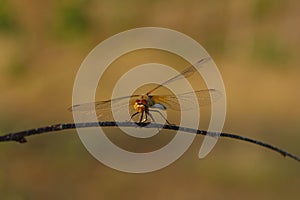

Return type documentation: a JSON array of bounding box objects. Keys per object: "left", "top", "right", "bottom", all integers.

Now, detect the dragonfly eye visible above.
[
  {"left": 141, "top": 99, "right": 147, "bottom": 105},
  {"left": 135, "top": 99, "right": 147, "bottom": 106}
]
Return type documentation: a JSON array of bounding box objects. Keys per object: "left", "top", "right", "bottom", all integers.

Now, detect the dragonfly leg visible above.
[
  {"left": 139, "top": 111, "right": 144, "bottom": 123},
  {"left": 142, "top": 111, "right": 148, "bottom": 123},
  {"left": 130, "top": 112, "right": 139, "bottom": 122},
  {"left": 148, "top": 112, "right": 156, "bottom": 123},
  {"left": 149, "top": 109, "right": 173, "bottom": 125},
  {"left": 131, "top": 112, "right": 139, "bottom": 119}
]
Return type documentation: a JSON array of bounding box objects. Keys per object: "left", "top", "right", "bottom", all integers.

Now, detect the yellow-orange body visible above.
[{"left": 132, "top": 95, "right": 162, "bottom": 123}]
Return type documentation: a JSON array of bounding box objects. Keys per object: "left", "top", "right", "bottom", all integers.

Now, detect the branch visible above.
[{"left": 0, "top": 121, "right": 299, "bottom": 163}]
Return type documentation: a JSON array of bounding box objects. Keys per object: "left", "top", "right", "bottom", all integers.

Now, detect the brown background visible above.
[{"left": 0, "top": 0, "right": 299, "bottom": 199}]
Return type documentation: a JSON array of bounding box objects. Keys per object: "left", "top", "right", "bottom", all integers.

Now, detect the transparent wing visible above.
[
  {"left": 151, "top": 89, "right": 222, "bottom": 111},
  {"left": 68, "top": 95, "right": 140, "bottom": 121},
  {"left": 146, "top": 57, "right": 211, "bottom": 95},
  {"left": 68, "top": 95, "right": 141, "bottom": 112}
]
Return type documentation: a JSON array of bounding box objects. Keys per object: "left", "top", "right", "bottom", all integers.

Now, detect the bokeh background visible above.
[{"left": 0, "top": 0, "right": 300, "bottom": 199}]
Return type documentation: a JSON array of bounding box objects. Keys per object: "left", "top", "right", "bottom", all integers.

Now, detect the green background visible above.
[{"left": 0, "top": 0, "right": 299, "bottom": 199}]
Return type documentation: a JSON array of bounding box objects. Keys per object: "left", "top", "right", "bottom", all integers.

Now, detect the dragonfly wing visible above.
[
  {"left": 68, "top": 95, "right": 140, "bottom": 120},
  {"left": 171, "top": 57, "right": 211, "bottom": 82},
  {"left": 68, "top": 95, "right": 139, "bottom": 111},
  {"left": 151, "top": 94, "right": 182, "bottom": 111},
  {"left": 146, "top": 57, "right": 211, "bottom": 95},
  {"left": 151, "top": 89, "right": 222, "bottom": 111},
  {"left": 69, "top": 100, "right": 111, "bottom": 112}
]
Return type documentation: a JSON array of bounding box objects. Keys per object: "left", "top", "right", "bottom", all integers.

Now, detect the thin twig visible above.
[{"left": 0, "top": 121, "right": 299, "bottom": 163}]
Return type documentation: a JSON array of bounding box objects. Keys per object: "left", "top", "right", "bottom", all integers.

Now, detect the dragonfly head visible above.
[{"left": 133, "top": 99, "right": 148, "bottom": 113}]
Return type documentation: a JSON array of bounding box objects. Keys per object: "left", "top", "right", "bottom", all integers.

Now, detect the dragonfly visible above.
[{"left": 69, "top": 57, "right": 221, "bottom": 124}]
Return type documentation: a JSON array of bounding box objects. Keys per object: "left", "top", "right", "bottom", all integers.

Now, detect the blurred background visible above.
[{"left": 0, "top": 0, "right": 299, "bottom": 199}]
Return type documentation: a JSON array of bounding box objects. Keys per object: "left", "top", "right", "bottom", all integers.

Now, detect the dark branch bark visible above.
[{"left": 0, "top": 121, "right": 299, "bottom": 163}]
